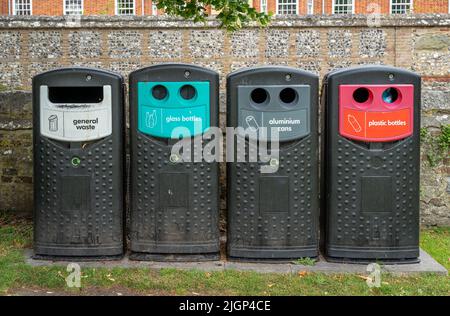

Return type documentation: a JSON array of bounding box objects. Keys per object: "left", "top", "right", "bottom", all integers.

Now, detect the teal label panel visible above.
[{"left": 138, "top": 81, "right": 210, "bottom": 138}]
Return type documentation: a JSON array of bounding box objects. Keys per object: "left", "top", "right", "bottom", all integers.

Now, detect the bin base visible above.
[
  {"left": 34, "top": 245, "right": 124, "bottom": 261},
  {"left": 228, "top": 245, "right": 318, "bottom": 261},
  {"left": 325, "top": 245, "right": 420, "bottom": 265},
  {"left": 129, "top": 252, "right": 220, "bottom": 262}
]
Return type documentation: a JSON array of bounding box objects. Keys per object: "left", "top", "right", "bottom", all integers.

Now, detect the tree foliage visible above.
[{"left": 155, "top": 0, "right": 272, "bottom": 31}]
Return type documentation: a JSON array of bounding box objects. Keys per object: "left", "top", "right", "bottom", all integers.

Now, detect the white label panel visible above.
[{"left": 40, "top": 86, "right": 113, "bottom": 142}]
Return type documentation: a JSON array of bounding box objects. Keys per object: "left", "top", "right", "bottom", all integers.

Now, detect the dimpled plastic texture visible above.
[
  {"left": 227, "top": 66, "right": 320, "bottom": 260},
  {"left": 322, "top": 65, "right": 421, "bottom": 261},
  {"left": 33, "top": 68, "right": 125, "bottom": 258}
]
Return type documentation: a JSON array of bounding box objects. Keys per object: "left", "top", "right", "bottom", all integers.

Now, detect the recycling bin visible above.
[
  {"left": 322, "top": 65, "right": 421, "bottom": 262},
  {"left": 33, "top": 67, "right": 125, "bottom": 258},
  {"left": 129, "top": 64, "right": 220, "bottom": 261},
  {"left": 227, "top": 66, "right": 319, "bottom": 260}
]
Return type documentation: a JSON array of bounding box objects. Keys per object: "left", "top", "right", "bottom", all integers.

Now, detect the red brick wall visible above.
[
  {"left": 414, "top": 0, "right": 449, "bottom": 13},
  {"left": 259, "top": 0, "right": 450, "bottom": 15},
  {"left": 0, "top": 0, "right": 155, "bottom": 16}
]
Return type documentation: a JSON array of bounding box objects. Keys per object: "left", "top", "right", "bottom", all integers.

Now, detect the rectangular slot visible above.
[
  {"left": 61, "top": 176, "right": 91, "bottom": 212},
  {"left": 259, "top": 177, "right": 289, "bottom": 213},
  {"left": 48, "top": 86, "right": 104, "bottom": 104},
  {"left": 361, "top": 176, "right": 393, "bottom": 213}
]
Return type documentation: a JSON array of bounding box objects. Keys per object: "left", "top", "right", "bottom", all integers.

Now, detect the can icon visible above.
[{"left": 48, "top": 115, "right": 58, "bottom": 132}]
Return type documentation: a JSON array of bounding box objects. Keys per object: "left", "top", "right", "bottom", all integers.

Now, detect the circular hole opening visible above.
[
  {"left": 152, "top": 85, "right": 168, "bottom": 100},
  {"left": 180, "top": 85, "right": 197, "bottom": 100},
  {"left": 353, "top": 88, "right": 371, "bottom": 104},
  {"left": 250, "top": 88, "right": 269, "bottom": 104},
  {"left": 382, "top": 88, "right": 400, "bottom": 104},
  {"left": 279, "top": 88, "right": 298, "bottom": 104}
]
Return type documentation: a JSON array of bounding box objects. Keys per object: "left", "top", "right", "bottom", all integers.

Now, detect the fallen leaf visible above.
[
  {"left": 267, "top": 283, "right": 275, "bottom": 288},
  {"left": 298, "top": 271, "right": 308, "bottom": 277}
]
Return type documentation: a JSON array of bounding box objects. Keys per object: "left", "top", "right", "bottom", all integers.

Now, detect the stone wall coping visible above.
[{"left": 0, "top": 14, "right": 449, "bottom": 29}]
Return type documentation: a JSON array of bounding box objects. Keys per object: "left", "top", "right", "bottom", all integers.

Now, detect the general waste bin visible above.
[
  {"left": 227, "top": 66, "right": 319, "bottom": 260},
  {"left": 129, "top": 64, "right": 220, "bottom": 261},
  {"left": 322, "top": 65, "right": 421, "bottom": 262},
  {"left": 33, "top": 67, "right": 125, "bottom": 258}
]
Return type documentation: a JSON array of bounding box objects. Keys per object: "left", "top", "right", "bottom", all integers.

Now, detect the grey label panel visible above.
[
  {"left": 239, "top": 109, "right": 309, "bottom": 141},
  {"left": 237, "top": 85, "right": 311, "bottom": 141}
]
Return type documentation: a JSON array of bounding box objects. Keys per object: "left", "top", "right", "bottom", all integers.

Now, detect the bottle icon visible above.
[
  {"left": 245, "top": 115, "right": 260, "bottom": 132},
  {"left": 48, "top": 115, "right": 58, "bottom": 132},
  {"left": 348, "top": 114, "right": 362, "bottom": 133},
  {"left": 146, "top": 110, "right": 157, "bottom": 128}
]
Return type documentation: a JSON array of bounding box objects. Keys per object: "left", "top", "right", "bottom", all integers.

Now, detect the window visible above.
[
  {"left": 64, "top": 0, "right": 83, "bottom": 15},
  {"left": 307, "top": 0, "right": 314, "bottom": 15},
  {"left": 277, "top": 0, "right": 298, "bottom": 15},
  {"left": 390, "top": 0, "right": 413, "bottom": 14},
  {"left": 261, "top": 0, "right": 268, "bottom": 13},
  {"left": 116, "top": 0, "right": 135, "bottom": 15},
  {"left": 332, "top": 0, "right": 354, "bottom": 14},
  {"left": 13, "top": 0, "right": 32, "bottom": 15}
]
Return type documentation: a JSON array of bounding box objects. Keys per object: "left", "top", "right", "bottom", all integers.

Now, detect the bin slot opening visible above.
[{"left": 48, "top": 86, "right": 104, "bottom": 104}]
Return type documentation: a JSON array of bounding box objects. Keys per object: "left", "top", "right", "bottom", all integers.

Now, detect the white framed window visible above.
[
  {"left": 151, "top": 1, "right": 158, "bottom": 16},
  {"left": 13, "top": 0, "right": 32, "bottom": 15},
  {"left": 307, "top": 0, "right": 314, "bottom": 14},
  {"left": 261, "top": 0, "right": 268, "bottom": 13},
  {"left": 116, "top": 0, "right": 135, "bottom": 15},
  {"left": 332, "top": 0, "right": 354, "bottom": 14},
  {"left": 64, "top": 0, "right": 83, "bottom": 15},
  {"left": 276, "top": 0, "right": 298, "bottom": 15},
  {"left": 390, "top": 0, "right": 413, "bottom": 14}
]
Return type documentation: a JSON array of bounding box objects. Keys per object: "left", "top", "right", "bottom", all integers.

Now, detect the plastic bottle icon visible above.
[
  {"left": 348, "top": 114, "right": 362, "bottom": 133},
  {"left": 146, "top": 110, "right": 157, "bottom": 129},
  {"left": 245, "top": 115, "right": 260, "bottom": 132},
  {"left": 48, "top": 115, "right": 58, "bottom": 132}
]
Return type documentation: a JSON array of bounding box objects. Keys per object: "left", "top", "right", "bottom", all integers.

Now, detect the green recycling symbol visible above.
[{"left": 71, "top": 156, "right": 81, "bottom": 167}]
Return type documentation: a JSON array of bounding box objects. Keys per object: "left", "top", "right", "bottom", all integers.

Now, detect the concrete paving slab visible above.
[
  {"left": 224, "top": 262, "right": 293, "bottom": 274},
  {"left": 24, "top": 249, "right": 447, "bottom": 276}
]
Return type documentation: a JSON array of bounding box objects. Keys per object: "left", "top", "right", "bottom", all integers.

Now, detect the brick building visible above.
[
  {"left": 253, "top": 0, "right": 450, "bottom": 15},
  {"left": 0, "top": 0, "right": 449, "bottom": 16},
  {"left": 0, "top": 0, "right": 161, "bottom": 16}
]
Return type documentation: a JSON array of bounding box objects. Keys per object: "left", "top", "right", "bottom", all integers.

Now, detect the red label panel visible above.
[
  {"left": 342, "top": 108, "right": 412, "bottom": 141},
  {"left": 339, "top": 85, "right": 414, "bottom": 142}
]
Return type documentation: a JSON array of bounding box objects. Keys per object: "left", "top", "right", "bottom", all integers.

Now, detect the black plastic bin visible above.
[
  {"left": 321, "top": 65, "right": 421, "bottom": 262},
  {"left": 33, "top": 67, "right": 125, "bottom": 259},
  {"left": 227, "top": 66, "right": 320, "bottom": 260}
]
